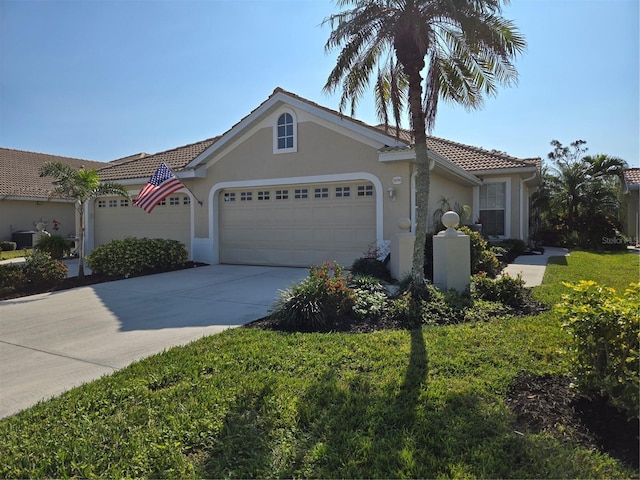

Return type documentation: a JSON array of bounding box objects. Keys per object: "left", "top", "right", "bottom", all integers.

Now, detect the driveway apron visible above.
[{"left": 0, "top": 264, "right": 307, "bottom": 419}]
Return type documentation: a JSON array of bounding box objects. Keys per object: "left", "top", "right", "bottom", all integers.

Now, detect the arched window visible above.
[{"left": 274, "top": 111, "right": 297, "bottom": 153}]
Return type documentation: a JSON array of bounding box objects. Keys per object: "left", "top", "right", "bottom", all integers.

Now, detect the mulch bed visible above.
[
  {"left": 245, "top": 314, "right": 413, "bottom": 334},
  {"left": 506, "top": 372, "right": 639, "bottom": 470}
]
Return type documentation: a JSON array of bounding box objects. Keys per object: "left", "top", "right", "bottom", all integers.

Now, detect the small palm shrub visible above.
[
  {"left": 270, "top": 261, "right": 355, "bottom": 330},
  {"left": 34, "top": 234, "right": 73, "bottom": 259},
  {"left": 556, "top": 281, "right": 639, "bottom": 419},
  {"left": 87, "top": 237, "right": 188, "bottom": 278}
]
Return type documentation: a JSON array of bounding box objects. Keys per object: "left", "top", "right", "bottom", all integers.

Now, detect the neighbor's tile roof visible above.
[
  {"left": 624, "top": 168, "right": 640, "bottom": 188},
  {"left": 0, "top": 147, "right": 106, "bottom": 199},
  {"left": 97, "top": 137, "right": 219, "bottom": 181}
]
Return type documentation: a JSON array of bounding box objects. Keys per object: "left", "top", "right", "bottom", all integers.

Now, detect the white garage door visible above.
[
  {"left": 93, "top": 194, "right": 191, "bottom": 251},
  {"left": 219, "top": 182, "right": 376, "bottom": 267}
]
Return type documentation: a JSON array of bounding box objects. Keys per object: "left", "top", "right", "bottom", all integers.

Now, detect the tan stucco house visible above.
[
  {"left": 0, "top": 149, "right": 106, "bottom": 248},
  {"left": 91, "top": 88, "right": 541, "bottom": 274},
  {"left": 623, "top": 168, "right": 640, "bottom": 245}
]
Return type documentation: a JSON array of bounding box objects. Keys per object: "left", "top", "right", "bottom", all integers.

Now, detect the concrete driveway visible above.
[{"left": 0, "top": 264, "right": 307, "bottom": 419}]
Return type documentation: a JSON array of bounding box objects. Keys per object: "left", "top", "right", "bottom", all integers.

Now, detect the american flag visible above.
[{"left": 134, "top": 163, "right": 184, "bottom": 213}]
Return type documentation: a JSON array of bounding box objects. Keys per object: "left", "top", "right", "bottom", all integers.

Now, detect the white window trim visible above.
[
  {"left": 273, "top": 108, "right": 298, "bottom": 154},
  {"left": 475, "top": 177, "right": 511, "bottom": 239}
]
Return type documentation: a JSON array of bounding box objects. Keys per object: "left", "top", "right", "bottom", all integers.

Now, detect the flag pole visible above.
[{"left": 165, "top": 163, "right": 203, "bottom": 206}]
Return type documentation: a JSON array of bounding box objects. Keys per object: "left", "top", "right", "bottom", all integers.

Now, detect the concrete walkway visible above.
[
  {"left": 501, "top": 246, "right": 570, "bottom": 287},
  {"left": 0, "top": 264, "right": 307, "bottom": 419}
]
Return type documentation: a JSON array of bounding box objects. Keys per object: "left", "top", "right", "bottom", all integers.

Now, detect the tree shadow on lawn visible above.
[{"left": 196, "top": 329, "right": 592, "bottom": 479}]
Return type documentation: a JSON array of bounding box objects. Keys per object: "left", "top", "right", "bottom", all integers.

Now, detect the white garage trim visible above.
[{"left": 205, "top": 172, "right": 384, "bottom": 264}]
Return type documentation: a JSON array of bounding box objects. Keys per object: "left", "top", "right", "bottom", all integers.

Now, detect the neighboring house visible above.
[
  {"left": 623, "top": 168, "right": 640, "bottom": 245},
  {"left": 93, "top": 88, "right": 541, "bottom": 274},
  {"left": 0, "top": 148, "right": 106, "bottom": 248}
]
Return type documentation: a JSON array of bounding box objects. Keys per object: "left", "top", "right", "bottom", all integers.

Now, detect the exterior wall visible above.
[
  {"left": 90, "top": 194, "right": 191, "bottom": 254},
  {"left": 0, "top": 199, "right": 76, "bottom": 244},
  {"left": 626, "top": 189, "right": 639, "bottom": 245},
  {"left": 427, "top": 172, "right": 473, "bottom": 231}
]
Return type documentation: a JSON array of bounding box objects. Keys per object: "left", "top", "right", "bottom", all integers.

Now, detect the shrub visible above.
[
  {"left": 34, "top": 234, "right": 73, "bottom": 259},
  {"left": 386, "top": 291, "right": 426, "bottom": 327},
  {"left": 349, "top": 275, "right": 388, "bottom": 319},
  {"left": 0, "top": 241, "right": 17, "bottom": 251},
  {"left": 351, "top": 257, "right": 391, "bottom": 281},
  {"left": 556, "top": 281, "right": 639, "bottom": 419},
  {"left": 424, "top": 226, "right": 500, "bottom": 280},
  {"left": 270, "top": 261, "right": 355, "bottom": 330},
  {"left": 86, "top": 237, "right": 188, "bottom": 278},
  {"left": 21, "top": 251, "right": 68, "bottom": 289},
  {"left": 0, "top": 263, "right": 25, "bottom": 296},
  {"left": 471, "top": 272, "right": 527, "bottom": 308}
]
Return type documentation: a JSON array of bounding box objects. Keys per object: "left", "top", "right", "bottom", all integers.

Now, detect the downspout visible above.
[{"left": 520, "top": 171, "right": 538, "bottom": 241}]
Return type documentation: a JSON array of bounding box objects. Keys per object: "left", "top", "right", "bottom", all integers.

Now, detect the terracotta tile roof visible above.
[
  {"left": 109, "top": 152, "right": 150, "bottom": 165},
  {"left": 624, "top": 168, "right": 640, "bottom": 188},
  {"left": 0, "top": 147, "right": 106, "bottom": 199},
  {"left": 97, "top": 137, "right": 219, "bottom": 181},
  {"left": 376, "top": 126, "right": 540, "bottom": 171}
]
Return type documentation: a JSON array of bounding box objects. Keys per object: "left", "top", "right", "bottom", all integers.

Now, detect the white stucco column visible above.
[
  {"left": 433, "top": 211, "right": 470, "bottom": 292},
  {"left": 390, "top": 217, "right": 415, "bottom": 280}
]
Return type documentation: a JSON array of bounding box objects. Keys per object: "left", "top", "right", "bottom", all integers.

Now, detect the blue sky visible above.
[{"left": 1, "top": 0, "right": 638, "bottom": 166}]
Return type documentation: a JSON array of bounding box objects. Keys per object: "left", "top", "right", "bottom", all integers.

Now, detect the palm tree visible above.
[
  {"left": 543, "top": 140, "right": 628, "bottom": 247},
  {"left": 323, "top": 0, "right": 525, "bottom": 291},
  {"left": 39, "top": 162, "right": 129, "bottom": 278}
]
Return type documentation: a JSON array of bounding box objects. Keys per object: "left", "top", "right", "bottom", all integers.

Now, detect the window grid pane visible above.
[{"left": 277, "top": 113, "right": 294, "bottom": 150}]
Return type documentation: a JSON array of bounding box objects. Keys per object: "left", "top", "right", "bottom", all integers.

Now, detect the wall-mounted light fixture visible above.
[{"left": 387, "top": 187, "right": 396, "bottom": 201}]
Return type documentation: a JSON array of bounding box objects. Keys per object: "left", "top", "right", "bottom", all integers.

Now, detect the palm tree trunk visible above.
[
  {"left": 77, "top": 201, "right": 85, "bottom": 279},
  {"left": 407, "top": 68, "right": 430, "bottom": 290}
]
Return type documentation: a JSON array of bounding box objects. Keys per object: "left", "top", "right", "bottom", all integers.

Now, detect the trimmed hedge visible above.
[
  {"left": 0, "top": 241, "right": 17, "bottom": 251},
  {"left": 86, "top": 237, "right": 188, "bottom": 278}
]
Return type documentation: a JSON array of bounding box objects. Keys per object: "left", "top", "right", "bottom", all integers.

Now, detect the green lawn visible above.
[
  {"left": 0, "top": 248, "right": 30, "bottom": 261},
  {"left": 1, "top": 251, "right": 638, "bottom": 478}
]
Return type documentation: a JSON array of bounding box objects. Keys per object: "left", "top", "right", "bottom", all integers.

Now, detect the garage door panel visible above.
[
  {"left": 312, "top": 206, "right": 333, "bottom": 223},
  {"left": 219, "top": 182, "right": 376, "bottom": 267},
  {"left": 333, "top": 207, "right": 354, "bottom": 223}
]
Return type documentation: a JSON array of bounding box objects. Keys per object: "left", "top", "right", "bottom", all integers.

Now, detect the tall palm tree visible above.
[
  {"left": 39, "top": 162, "right": 129, "bottom": 278},
  {"left": 323, "top": 0, "right": 526, "bottom": 291}
]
